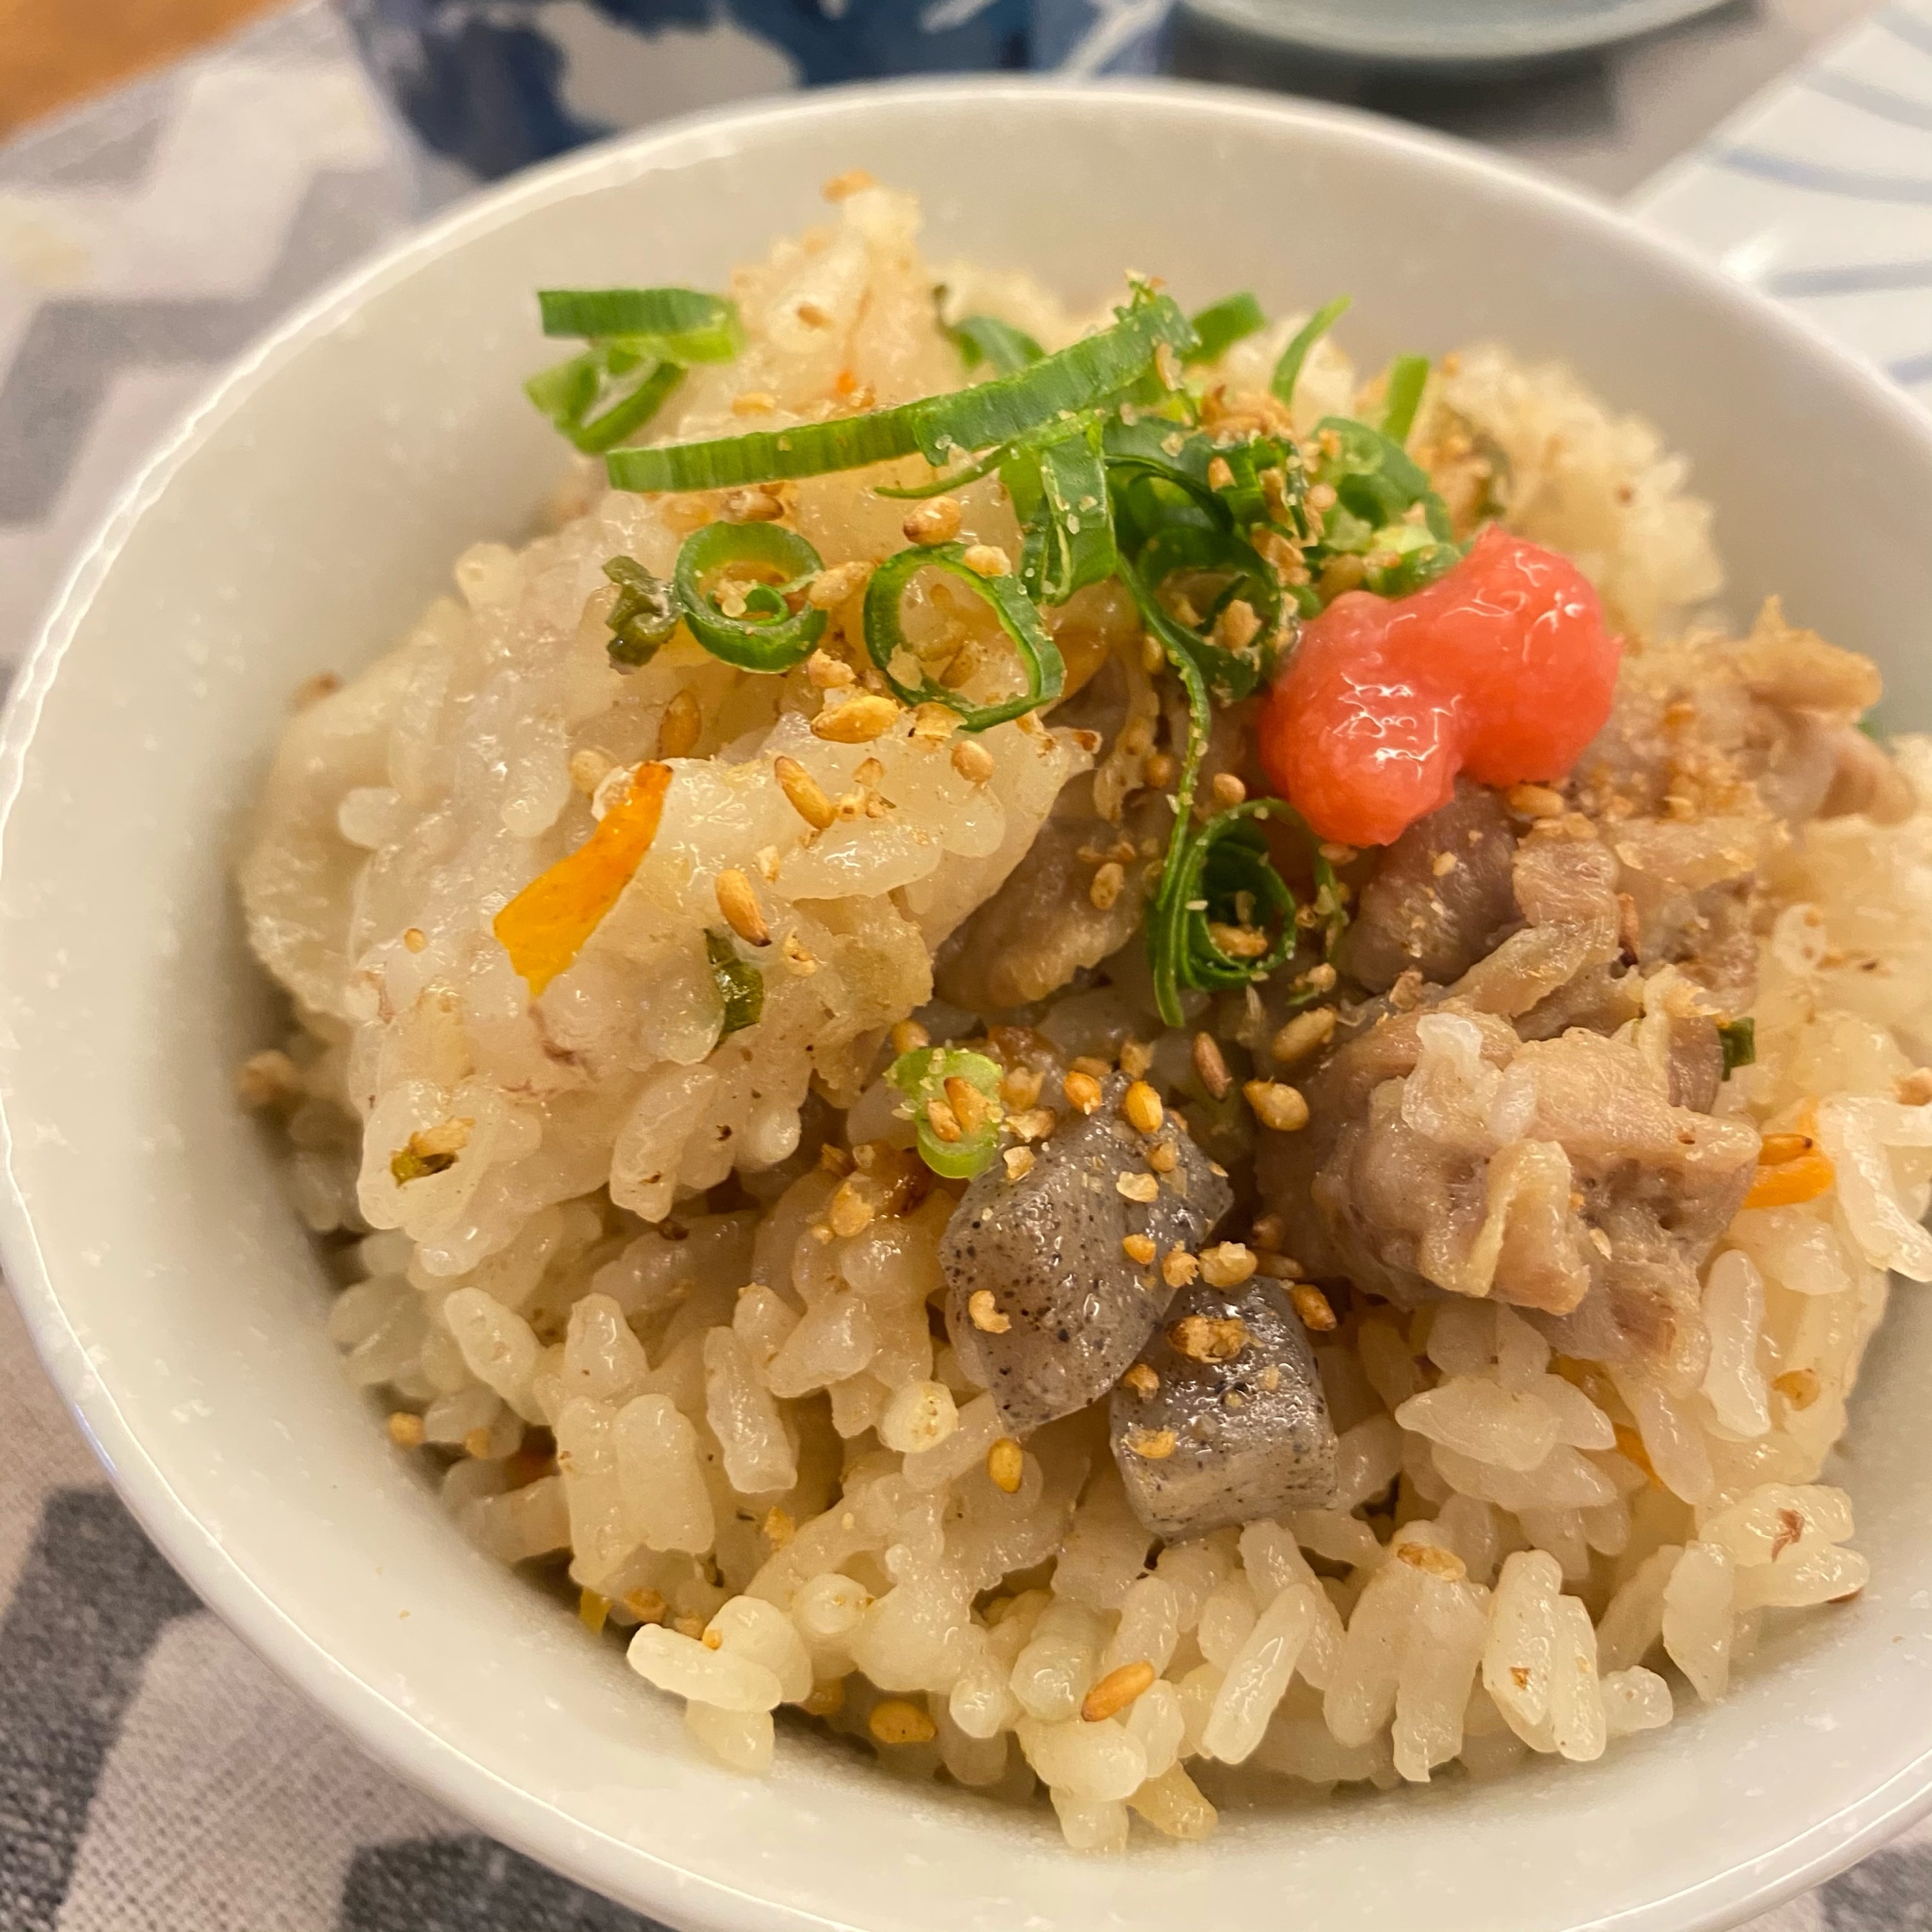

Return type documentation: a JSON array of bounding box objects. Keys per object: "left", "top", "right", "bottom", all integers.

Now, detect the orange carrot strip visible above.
[
  {"left": 493, "top": 761, "right": 671, "bottom": 995},
  {"left": 1744, "top": 1150, "right": 1835, "bottom": 1210}
]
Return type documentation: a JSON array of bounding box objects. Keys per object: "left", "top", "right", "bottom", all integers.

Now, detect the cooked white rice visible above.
[{"left": 239, "top": 184, "right": 1932, "bottom": 1848}]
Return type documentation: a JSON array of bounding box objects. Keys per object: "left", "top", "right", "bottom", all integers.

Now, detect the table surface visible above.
[{"left": 1, "top": 4, "right": 1928, "bottom": 1931}]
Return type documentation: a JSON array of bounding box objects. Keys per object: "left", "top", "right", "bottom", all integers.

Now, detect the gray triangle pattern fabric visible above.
[{"left": 0, "top": 4, "right": 1926, "bottom": 1929}]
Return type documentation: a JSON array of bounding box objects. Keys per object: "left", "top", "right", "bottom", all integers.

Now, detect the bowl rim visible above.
[
  {"left": 1177, "top": 0, "right": 1733, "bottom": 67},
  {"left": 5, "top": 71, "right": 1932, "bottom": 1932}
]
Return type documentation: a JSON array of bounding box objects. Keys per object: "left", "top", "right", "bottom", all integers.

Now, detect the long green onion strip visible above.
[
  {"left": 603, "top": 555, "right": 680, "bottom": 667},
  {"left": 948, "top": 313, "right": 1044, "bottom": 375},
  {"left": 607, "top": 286, "right": 1196, "bottom": 493},
  {"left": 1379, "top": 354, "right": 1431, "bottom": 446},
  {"left": 1185, "top": 292, "right": 1266, "bottom": 366},
  {"left": 537, "top": 288, "right": 744, "bottom": 361},
  {"left": 888, "top": 1045, "right": 1005, "bottom": 1180},
  {"left": 706, "top": 930, "right": 765, "bottom": 1038},
  {"left": 863, "top": 544, "right": 1065, "bottom": 731},
  {"left": 526, "top": 286, "right": 744, "bottom": 455},
  {"left": 672, "top": 522, "right": 826, "bottom": 671},
  {"left": 1271, "top": 294, "right": 1351, "bottom": 408}
]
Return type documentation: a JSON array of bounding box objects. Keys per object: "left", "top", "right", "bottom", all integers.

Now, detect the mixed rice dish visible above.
[{"left": 238, "top": 176, "right": 1932, "bottom": 1849}]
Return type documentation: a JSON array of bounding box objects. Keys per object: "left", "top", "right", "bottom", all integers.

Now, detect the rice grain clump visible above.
[{"left": 243, "top": 184, "right": 1931, "bottom": 1849}]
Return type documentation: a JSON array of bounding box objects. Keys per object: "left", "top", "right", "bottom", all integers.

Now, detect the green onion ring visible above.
[
  {"left": 887, "top": 1045, "right": 1005, "bottom": 1180},
  {"left": 537, "top": 288, "right": 744, "bottom": 362},
  {"left": 862, "top": 543, "right": 1065, "bottom": 732},
  {"left": 608, "top": 288, "right": 1196, "bottom": 494},
  {"left": 673, "top": 522, "right": 826, "bottom": 671}
]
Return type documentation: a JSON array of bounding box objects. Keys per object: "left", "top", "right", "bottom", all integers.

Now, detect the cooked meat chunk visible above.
[
  {"left": 1111, "top": 1277, "right": 1337, "bottom": 1539},
  {"left": 943, "top": 1080, "right": 1233, "bottom": 1435},
  {"left": 1261, "top": 1008, "right": 1757, "bottom": 1387},
  {"left": 1343, "top": 781, "right": 1520, "bottom": 992},
  {"left": 1452, "top": 825, "right": 1624, "bottom": 1020},
  {"left": 934, "top": 780, "right": 1165, "bottom": 1013}
]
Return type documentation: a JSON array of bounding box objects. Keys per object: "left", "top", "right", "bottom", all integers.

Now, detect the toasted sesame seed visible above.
[
  {"left": 1198, "top": 1241, "right": 1258, "bottom": 1289},
  {"left": 1896, "top": 1068, "right": 1932, "bottom": 1106},
  {"left": 968, "top": 1289, "right": 1010, "bottom": 1334},
  {"left": 1090, "top": 861, "right": 1125, "bottom": 911},
  {"left": 1082, "top": 1661, "right": 1157, "bottom": 1722},
  {"left": 910, "top": 702, "right": 957, "bottom": 747},
  {"left": 1122, "top": 1080, "right": 1164, "bottom": 1136},
  {"left": 1507, "top": 781, "right": 1566, "bottom": 819},
  {"left": 1122, "top": 1233, "right": 1157, "bottom": 1265},
  {"left": 1007, "top": 1106, "right": 1057, "bottom": 1141},
  {"left": 902, "top": 497, "right": 963, "bottom": 545},
  {"left": 1397, "top": 1542, "right": 1467, "bottom": 1580},
  {"left": 1270, "top": 1008, "right": 1336, "bottom": 1065},
  {"left": 731, "top": 390, "right": 778, "bottom": 415},
  {"left": 1169, "top": 1314, "right": 1249, "bottom": 1362},
  {"left": 1192, "top": 1032, "right": 1232, "bottom": 1100},
  {"left": 812, "top": 693, "right": 901, "bottom": 742},
  {"left": 781, "top": 931, "right": 818, "bottom": 976},
  {"left": 1212, "top": 599, "right": 1262, "bottom": 655},
  {"left": 925, "top": 1094, "right": 963, "bottom": 1142},
  {"left": 987, "top": 1436, "right": 1025, "bottom": 1493},
  {"left": 869, "top": 1697, "right": 937, "bottom": 1747},
  {"left": 722, "top": 486, "right": 784, "bottom": 524},
  {"left": 805, "top": 558, "right": 872, "bottom": 610},
  {"left": 1162, "top": 1247, "right": 1199, "bottom": 1290},
  {"left": 763, "top": 1506, "right": 796, "bottom": 1548},
  {"left": 774, "top": 753, "right": 836, "bottom": 832},
  {"left": 960, "top": 543, "right": 1010, "bottom": 578},
  {"left": 1125, "top": 1427, "right": 1178, "bottom": 1461},
  {"left": 1119, "top": 1038, "right": 1153, "bottom": 1078},
  {"left": 802, "top": 1678, "right": 845, "bottom": 1717},
  {"left": 1116, "top": 1171, "right": 1160, "bottom": 1204},
  {"left": 1432, "top": 850, "right": 1460, "bottom": 878},
  {"left": 570, "top": 747, "right": 614, "bottom": 796},
  {"left": 1147, "top": 1139, "right": 1179, "bottom": 1174},
  {"left": 1210, "top": 771, "right": 1248, "bottom": 809},
  {"left": 1291, "top": 1281, "right": 1338, "bottom": 1330},
  {"left": 1256, "top": 1251, "right": 1304, "bottom": 1280},
  {"left": 658, "top": 689, "right": 702, "bottom": 759},
  {"left": 951, "top": 737, "right": 996, "bottom": 782},
  {"left": 236, "top": 1048, "right": 302, "bottom": 1111},
  {"left": 402, "top": 927, "right": 428, "bottom": 953},
  {"left": 1003, "top": 1146, "right": 1036, "bottom": 1181},
  {"left": 293, "top": 669, "right": 342, "bottom": 709},
  {"left": 1251, "top": 1211, "right": 1287, "bottom": 1252},
  {"left": 818, "top": 1142, "right": 853, "bottom": 1176},
  {"left": 1000, "top": 1064, "right": 1042, "bottom": 1109},
  {"left": 828, "top": 1179, "right": 874, "bottom": 1238},
  {"left": 625, "top": 1587, "right": 668, "bottom": 1625},
  {"left": 716, "top": 868, "right": 771, "bottom": 946},
  {"left": 1145, "top": 750, "right": 1179, "bottom": 789},
  {"left": 1122, "top": 1362, "right": 1160, "bottom": 1397},
  {"left": 1244, "top": 1079, "right": 1310, "bottom": 1132},
  {"left": 806, "top": 648, "right": 856, "bottom": 689},
  {"left": 386, "top": 1411, "right": 425, "bottom": 1448},
  {"left": 1064, "top": 1069, "right": 1104, "bottom": 1115},
  {"left": 891, "top": 1019, "right": 929, "bottom": 1055}
]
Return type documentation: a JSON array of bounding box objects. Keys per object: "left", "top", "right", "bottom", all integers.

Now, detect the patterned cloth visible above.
[{"left": 2, "top": 6, "right": 1930, "bottom": 1927}]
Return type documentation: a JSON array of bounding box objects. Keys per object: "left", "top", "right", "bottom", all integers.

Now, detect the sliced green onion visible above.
[
  {"left": 1005, "top": 413, "right": 1117, "bottom": 607},
  {"left": 673, "top": 522, "right": 826, "bottom": 671},
  {"left": 1150, "top": 803, "right": 1298, "bottom": 1005},
  {"left": 537, "top": 288, "right": 744, "bottom": 363},
  {"left": 888, "top": 1045, "right": 1004, "bottom": 1180},
  {"left": 706, "top": 930, "right": 765, "bottom": 1037},
  {"left": 949, "top": 314, "right": 1044, "bottom": 375},
  {"left": 526, "top": 348, "right": 683, "bottom": 454},
  {"left": 863, "top": 543, "right": 1065, "bottom": 731},
  {"left": 1718, "top": 1017, "right": 1756, "bottom": 1076},
  {"left": 1186, "top": 292, "right": 1265, "bottom": 366},
  {"left": 603, "top": 555, "right": 679, "bottom": 668},
  {"left": 608, "top": 287, "right": 1196, "bottom": 494},
  {"left": 1380, "top": 354, "right": 1431, "bottom": 446},
  {"left": 1271, "top": 294, "right": 1351, "bottom": 409}
]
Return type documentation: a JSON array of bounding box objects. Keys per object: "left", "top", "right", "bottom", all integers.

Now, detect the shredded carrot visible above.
[
  {"left": 492, "top": 761, "right": 671, "bottom": 995},
  {"left": 1745, "top": 1151, "right": 1835, "bottom": 1209}
]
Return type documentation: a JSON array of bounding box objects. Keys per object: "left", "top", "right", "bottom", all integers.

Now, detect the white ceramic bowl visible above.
[{"left": 6, "top": 79, "right": 1932, "bottom": 1932}]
